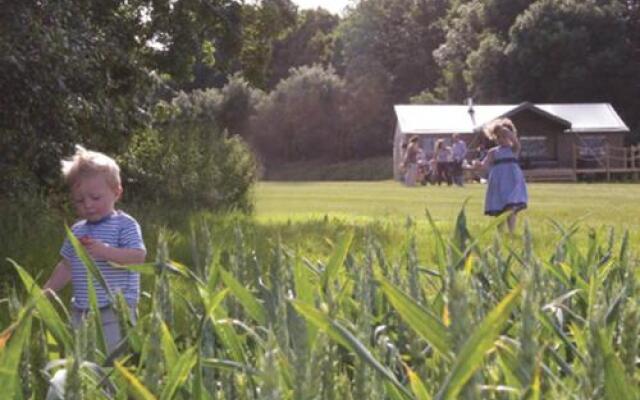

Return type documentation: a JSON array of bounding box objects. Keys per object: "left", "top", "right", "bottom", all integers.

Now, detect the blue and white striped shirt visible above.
[{"left": 60, "top": 210, "right": 145, "bottom": 310}]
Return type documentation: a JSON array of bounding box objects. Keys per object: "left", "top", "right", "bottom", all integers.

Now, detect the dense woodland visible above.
[{"left": 2, "top": 0, "right": 640, "bottom": 210}]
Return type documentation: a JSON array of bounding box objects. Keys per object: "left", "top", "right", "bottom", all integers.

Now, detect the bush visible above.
[
  {"left": 0, "top": 194, "right": 70, "bottom": 297},
  {"left": 251, "top": 65, "right": 346, "bottom": 163},
  {"left": 120, "top": 90, "right": 257, "bottom": 213}
]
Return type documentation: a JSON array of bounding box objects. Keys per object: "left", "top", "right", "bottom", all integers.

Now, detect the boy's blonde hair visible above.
[
  {"left": 483, "top": 118, "right": 517, "bottom": 141},
  {"left": 61, "top": 145, "right": 121, "bottom": 190}
]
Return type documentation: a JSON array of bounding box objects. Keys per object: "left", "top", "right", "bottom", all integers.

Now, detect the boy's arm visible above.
[
  {"left": 105, "top": 247, "right": 146, "bottom": 265},
  {"left": 83, "top": 239, "right": 146, "bottom": 265},
  {"left": 43, "top": 259, "right": 72, "bottom": 293}
]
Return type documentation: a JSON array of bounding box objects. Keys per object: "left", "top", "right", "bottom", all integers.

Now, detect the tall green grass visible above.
[{"left": 1, "top": 205, "right": 639, "bottom": 399}]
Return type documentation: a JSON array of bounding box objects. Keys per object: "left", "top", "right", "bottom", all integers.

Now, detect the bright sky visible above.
[{"left": 292, "top": 0, "right": 351, "bottom": 15}]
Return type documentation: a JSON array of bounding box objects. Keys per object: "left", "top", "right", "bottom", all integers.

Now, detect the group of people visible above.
[
  {"left": 402, "top": 133, "right": 468, "bottom": 187},
  {"left": 401, "top": 117, "right": 528, "bottom": 233}
]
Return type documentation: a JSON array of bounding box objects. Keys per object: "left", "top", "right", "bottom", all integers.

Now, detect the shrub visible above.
[
  {"left": 251, "top": 64, "right": 346, "bottom": 163},
  {"left": 120, "top": 90, "right": 257, "bottom": 213}
]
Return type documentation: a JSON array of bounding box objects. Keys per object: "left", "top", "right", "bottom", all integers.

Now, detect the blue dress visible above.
[{"left": 484, "top": 146, "right": 528, "bottom": 216}]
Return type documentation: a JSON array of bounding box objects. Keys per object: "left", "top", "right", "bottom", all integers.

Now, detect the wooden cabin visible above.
[{"left": 393, "top": 102, "right": 632, "bottom": 181}]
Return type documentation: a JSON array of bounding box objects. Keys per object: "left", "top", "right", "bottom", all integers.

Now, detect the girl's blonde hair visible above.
[
  {"left": 483, "top": 118, "right": 517, "bottom": 141},
  {"left": 61, "top": 145, "right": 121, "bottom": 190}
]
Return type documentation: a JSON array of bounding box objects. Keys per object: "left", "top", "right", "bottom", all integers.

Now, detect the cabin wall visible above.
[
  {"left": 574, "top": 132, "right": 627, "bottom": 169},
  {"left": 511, "top": 111, "right": 565, "bottom": 168}
]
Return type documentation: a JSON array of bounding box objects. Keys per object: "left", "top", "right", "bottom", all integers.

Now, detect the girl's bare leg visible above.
[{"left": 507, "top": 211, "right": 517, "bottom": 234}]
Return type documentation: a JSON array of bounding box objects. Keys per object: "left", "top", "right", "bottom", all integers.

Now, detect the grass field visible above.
[
  {"left": 254, "top": 180, "right": 640, "bottom": 259},
  {"left": 3, "top": 181, "right": 640, "bottom": 398},
  {"left": 255, "top": 180, "right": 640, "bottom": 229}
]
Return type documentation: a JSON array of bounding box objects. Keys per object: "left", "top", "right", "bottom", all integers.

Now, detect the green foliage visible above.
[
  {"left": 433, "top": 0, "right": 488, "bottom": 101},
  {"left": 4, "top": 0, "right": 640, "bottom": 190},
  {"left": 507, "top": 0, "right": 636, "bottom": 103},
  {"left": 238, "top": 0, "right": 299, "bottom": 89},
  {"left": 331, "top": 0, "right": 448, "bottom": 157},
  {"left": 216, "top": 74, "right": 266, "bottom": 139},
  {"left": 431, "top": 0, "right": 640, "bottom": 134},
  {"left": 4, "top": 207, "right": 640, "bottom": 398},
  {"left": 465, "top": 34, "right": 508, "bottom": 101},
  {"left": 338, "top": 0, "right": 446, "bottom": 101},
  {"left": 120, "top": 89, "right": 257, "bottom": 212},
  {"left": 0, "top": 195, "right": 69, "bottom": 295},
  {"left": 252, "top": 64, "right": 346, "bottom": 163},
  {"left": 268, "top": 8, "right": 340, "bottom": 87},
  {"left": 0, "top": 0, "right": 152, "bottom": 195},
  {"left": 146, "top": 0, "right": 244, "bottom": 90}
]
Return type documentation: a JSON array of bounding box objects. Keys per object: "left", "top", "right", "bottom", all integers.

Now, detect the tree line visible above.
[{"left": 2, "top": 0, "right": 639, "bottom": 206}]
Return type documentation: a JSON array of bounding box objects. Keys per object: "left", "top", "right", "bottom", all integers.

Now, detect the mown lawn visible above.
[
  {"left": 255, "top": 180, "right": 639, "bottom": 226},
  {"left": 255, "top": 180, "right": 640, "bottom": 253}
]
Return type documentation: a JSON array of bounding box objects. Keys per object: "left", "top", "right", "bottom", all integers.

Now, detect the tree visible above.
[
  {"left": 0, "top": 1, "right": 152, "bottom": 195},
  {"left": 144, "top": 0, "right": 244, "bottom": 90},
  {"left": 617, "top": 0, "right": 640, "bottom": 138},
  {"left": 121, "top": 90, "right": 257, "bottom": 212},
  {"left": 251, "top": 65, "right": 345, "bottom": 163},
  {"left": 505, "top": 0, "right": 637, "bottom": 106},
  {"left": 236, "top": 0, "right": 298, "bottom": 89},
  {"left": 215, "top": 74, "right": 265, "bottom": 139},
  {"left": 341, "top": 55, "right": 392, "bottom": 158},
  {"left": 482, "top": 0, "right": 535, "bottom": 34},
  {"left": 465, "top": 34, "right": 508, "bottom": 102},
  {"left": 432, "top": 1, "right": 485, "bottom": 101},
  {"left": 338, "top": 0, "right": 447, "bottom": 102},
  {"left": 331, "top": 0, "right": 448, "bottom": 158},
  {"left": 268, "top": 9, "right": 340, "bottom": 87}
]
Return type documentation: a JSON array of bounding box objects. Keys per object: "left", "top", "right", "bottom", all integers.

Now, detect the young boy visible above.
[{"left": 44, "top": 145, "right": 146, "bottom": 353}]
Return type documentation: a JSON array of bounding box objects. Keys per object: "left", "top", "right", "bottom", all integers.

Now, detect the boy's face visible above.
[{"left": 71, "top": 174, "right": 122, "bottom": 222}]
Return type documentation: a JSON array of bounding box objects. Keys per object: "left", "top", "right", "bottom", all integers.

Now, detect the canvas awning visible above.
[{"left": 394, "top": 102, "right": 629, "bottom": 135}]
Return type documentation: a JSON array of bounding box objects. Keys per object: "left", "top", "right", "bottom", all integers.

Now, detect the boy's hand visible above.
[{"left": 80, "top": 236, "right": 110, "bottom": 261}]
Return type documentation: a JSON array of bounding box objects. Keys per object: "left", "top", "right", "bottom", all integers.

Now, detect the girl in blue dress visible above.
[{"left": 471, "top": 118, "right": 528, "bottom": 233}]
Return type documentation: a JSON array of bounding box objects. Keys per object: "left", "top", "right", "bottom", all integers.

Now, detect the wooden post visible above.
[
  {"left": 622, "top": 147, "right": 631, "bottom": 177},
  {"left": 624, "top": 145, "right": 628, "bottom": 169},
  {"left": 629, "top": 145, "right": 638, "bottom": 181},
  {"left": 605, "top": 142, "right": 611, "bottom": 181}
]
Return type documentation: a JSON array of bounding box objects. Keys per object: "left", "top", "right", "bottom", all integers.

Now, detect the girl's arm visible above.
[
  {"left": 471, "top": 148, "right": 496, "bottom": 170},
  {"left": 44, "top": 259, "right": 72, "bottom": 293},
  {"left": 508, "top": 131, "right": 521, "bottom": 155}
]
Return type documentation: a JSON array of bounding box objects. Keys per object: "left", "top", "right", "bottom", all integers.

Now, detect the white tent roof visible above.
[{"left": 394, "top": 102, "right": 629, "bottom": 135}]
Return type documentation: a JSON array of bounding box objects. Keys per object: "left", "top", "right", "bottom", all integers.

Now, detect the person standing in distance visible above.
[
  {"left": 450, "top": 133, "right": 467, "bottom": 186},
  {"left": 468, "top": 118, "right": 528, "bottom": 234}
]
